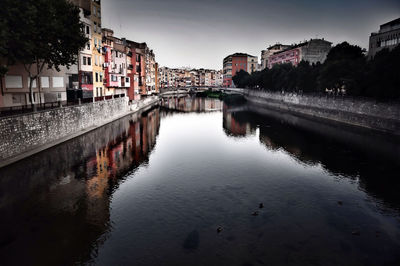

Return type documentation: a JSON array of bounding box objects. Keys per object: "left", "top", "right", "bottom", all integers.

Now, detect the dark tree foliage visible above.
[
  {"left": 318, "top": 42, "right": 366, "bottom": 96},
  {"left": 0, "top": 0, "right": 88, "bottom": 104},
  {"left": 232, "top": 70, "right": 251, "bottom": 88},
  {"left": 232, "top": 42, "right": 399, "bottom": 100},
  {"left": 365, "top": 45, "right": 400, "bottom": 99}
]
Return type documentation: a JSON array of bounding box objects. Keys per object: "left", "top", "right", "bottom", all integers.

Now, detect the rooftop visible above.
[
  {"left": 379, "top": 17, "right": 400, "bottom": 33},
  {"left": 223, "top": 53, "right": 255, "bottom": 61},
  {"left": 267, "top": 44, "right": 291, "bottom": 50},
  {"left": 272, "top": 38, "right": 331, "bottom": 55}
]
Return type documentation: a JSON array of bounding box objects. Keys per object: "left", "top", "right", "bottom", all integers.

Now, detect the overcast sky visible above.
[{"left": 102, "top": 0, "right": 400, "bottom": 70}]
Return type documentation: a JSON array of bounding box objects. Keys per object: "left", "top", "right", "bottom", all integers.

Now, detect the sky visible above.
[{"left": 102, "top": 0, "right": 400, "bottom": 70}]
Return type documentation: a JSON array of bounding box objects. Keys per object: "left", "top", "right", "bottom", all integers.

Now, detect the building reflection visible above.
[
  {"left": 222, "top": 103, "right": 256, "bottom": 137},
  {"left": 0, "top": 108, "right": 160, "bottom": 265},
  {"left": 223, "top": 101, "right": 400, "bottom": 211},
  {"left": 161, "top": 95, "right": 222, "bottom": 112}
]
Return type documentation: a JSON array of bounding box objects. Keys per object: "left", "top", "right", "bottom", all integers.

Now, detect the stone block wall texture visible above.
[
  {"left": 245, "top": 90, "right": 400, "bottom": 136},
  {"left": 0, "top": 97, "right": 129, "bottom": 162}
]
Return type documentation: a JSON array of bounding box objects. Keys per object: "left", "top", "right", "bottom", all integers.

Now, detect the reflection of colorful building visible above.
[
  {"left": 222, "top": 103, "right": 253, "bottom": 137},
  {"left": 84, "top": 108, "right": 160, "bottom": 203},
  {"left": 87, "top": 147, "right": 110, "bottom": 199},
  {"left": 161, "top": 96, "right": 222, "bottom": 112}
]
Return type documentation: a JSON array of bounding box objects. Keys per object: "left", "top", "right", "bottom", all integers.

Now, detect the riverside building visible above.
[
  {"left": 223, "top": 53, "right": 258, "bottom": 87},
  {"left": 368, "top": 18, "right": 400, "bottom": 59},
  {"left": 260, "top": 44, "right": 291, "bottom": 70},
  {"left": 268, "top": 39, "right": 332, "bottom": 69}
]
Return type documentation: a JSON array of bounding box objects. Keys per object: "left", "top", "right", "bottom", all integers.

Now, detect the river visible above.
[{"left": 0, "top": 95, "right": 399, "bottom": 265}]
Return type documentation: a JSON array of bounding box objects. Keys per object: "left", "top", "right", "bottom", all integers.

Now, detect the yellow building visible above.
[{"left": 91, "top": 0, "right": 104, "bottom": 97}]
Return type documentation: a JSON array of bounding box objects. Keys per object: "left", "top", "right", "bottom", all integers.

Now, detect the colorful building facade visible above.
[
  {"left": 268, "top": 39, "right": 332, "bottom": 69},
  {"left": 223, "top": 53, "right": 258, "bottom": 87},
  {"left": 91, "top": 0, "right": 104, "bottom": 98}
]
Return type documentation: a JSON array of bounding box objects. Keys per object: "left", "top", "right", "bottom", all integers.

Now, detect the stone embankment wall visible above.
[
  {"left": 245, "top": 90, "right": 400, "bottom": 136},
  {"left": 0, "top": 97, "right": 130, "bottom": 163}
]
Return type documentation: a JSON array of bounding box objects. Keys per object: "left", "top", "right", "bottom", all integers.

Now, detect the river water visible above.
[{"left": 1, "top": 96, "right": 400, "bottom": 265}]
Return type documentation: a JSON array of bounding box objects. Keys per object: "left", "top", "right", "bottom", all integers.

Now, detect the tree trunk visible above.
[
  {"left": 28, "top": 76, "right": 36, "bottom": 111},
  {"left": 36, "top": 59, "right": 42, "bottom": 107},
  {"left": 0, "top": 76, "right": 4, "bottom": 96}
]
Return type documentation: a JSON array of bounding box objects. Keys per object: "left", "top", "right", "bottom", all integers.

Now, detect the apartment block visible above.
[
  {"left": 223, "top": 53, "right": 258, "bottom": 87},
  {"left": 268, "top": 39, "right": 332, "bottom": 69},
  {"left": 368, "top": 18, "right": 400, "bottom": 58}
]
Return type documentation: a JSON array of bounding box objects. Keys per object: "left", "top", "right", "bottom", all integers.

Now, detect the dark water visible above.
[{"left": 1, "top": 96, "right": 400, "bottom": 266}]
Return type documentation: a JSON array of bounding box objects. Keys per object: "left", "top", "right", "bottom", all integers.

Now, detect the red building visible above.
[
  {"left": 223, "top": 53, "right": 256, "bottom": 87},
  {"left": 268, "top": 48, "right": 301, "bottom": 68},
  {"left": 268, "top": 39, "right": 332, "bottom": 69}
]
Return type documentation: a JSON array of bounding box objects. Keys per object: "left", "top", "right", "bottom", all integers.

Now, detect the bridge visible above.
[{"left": 160, "top": 87, "right": 245, "bottom": 97}]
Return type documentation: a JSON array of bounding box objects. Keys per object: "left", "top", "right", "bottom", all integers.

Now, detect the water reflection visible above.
[
  {"left": 223, "top": 101, "right": 400, "bottom": 211},
  {"left": 223, "top": 104, "right": 255, "bottom": 137},
  {"left": 1, "top": 96, "right": 400, "bottom": 265},
  {"left": 161, "top": 95, "right": 222, "bottom": 112},
  {"left": 0, "top": 108, "right": 160, "bottom": 265}
]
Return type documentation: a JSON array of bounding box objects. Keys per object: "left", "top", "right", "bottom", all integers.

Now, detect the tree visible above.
[
  {"left": 295, "top": 61, "right": 319, "bottom": 93},
  {"left": 0, "top": 0, "right": 87, "bottom": 107},
  {"left": 232, "top": 70, "right": 251, "bottom": 88},
  {"left": 318, "top": 42, "right": 366, "bottom": 95},
  {"left": 365, "top": 45, "right": 400, "bottom": 99}
]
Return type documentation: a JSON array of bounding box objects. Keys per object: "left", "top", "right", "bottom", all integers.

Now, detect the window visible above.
[
  {"left": 88, "top": 57, "right": 91, "bottom": 65},
  {"left": 93, "top": 6, "right": 96, "bottom": 16},
  {"left": 87, "top": 42, "right": 90, "bottom": 50},
  {"left": 27, "top": 77, "right": 37, "bottom": 88},
  {"left": 5, "top": 75, "right": 23, "bottom": 88},
  {"left": 100, "top": 73, "right": 103, "bottom": 82},
  {"left": 95, "top": 72, "right": 99, "bottom": 82},
  {"left": 52, "top": 77, "right": 64, "bottom": 88},
  {"left": 86, "top": 25, "right": 90, "bottom": 35},
  {"left": 94, "top": 22, "right": 97, "bottom": 33},
  {"left": 95, "top": 55, "right": 98, "bottom": 66},
  {"left": 83, "top": 56, "right": 87, "bottom": 65},
  {"left": 41, "top": 77, "right": 50, "bottom": 88}
]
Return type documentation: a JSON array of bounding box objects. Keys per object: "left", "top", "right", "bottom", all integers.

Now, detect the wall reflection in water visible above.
[
  {"left": 1, "top": 97, "right": 400, "bottom": 265},
  {"left": 161, "top": 95, "right": 222, "bottom": 112},
  {"left": 0, "top": 108, "right": 160, "bottom": 265},
  {"left": 223, "top": 102, "right": 400, "bottom": 211}
]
